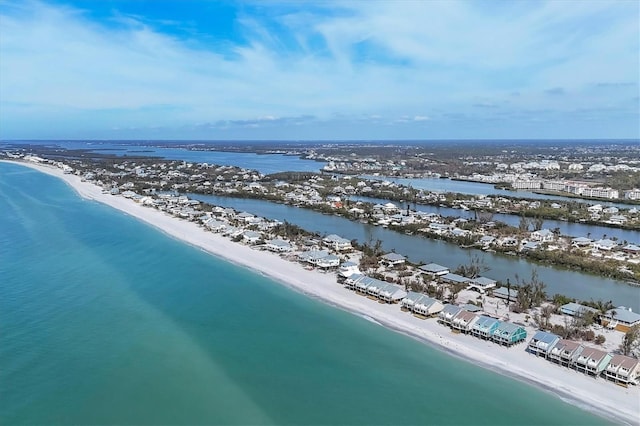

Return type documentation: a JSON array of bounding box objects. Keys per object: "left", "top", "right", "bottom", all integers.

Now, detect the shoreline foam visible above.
[{"left": 6, "top": 160, "right": 639, "bottom": 425}]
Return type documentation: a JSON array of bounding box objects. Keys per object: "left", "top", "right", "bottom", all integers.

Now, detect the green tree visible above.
[{"left": 619, "top": 325, "right": 640, "bottom": 356}]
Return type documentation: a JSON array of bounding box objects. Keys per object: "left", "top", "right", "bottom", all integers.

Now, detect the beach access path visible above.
[{"left": 7, "top": 160, "right": 640, "bottom": 426}]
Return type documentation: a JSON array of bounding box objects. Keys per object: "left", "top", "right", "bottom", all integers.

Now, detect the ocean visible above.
[{"left": 0, "top": 162, "right": 610, "bottom": 425}]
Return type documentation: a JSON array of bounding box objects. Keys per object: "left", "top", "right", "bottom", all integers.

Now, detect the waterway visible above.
[
  {"left": 190, "top": 194, "right": 640, "bottom": 311},
  {"left": 364, "top": 176, "right": 637, "bottom": 210},
  {"left": 349, "top": 196, "right": 640, "bottom": 244}
]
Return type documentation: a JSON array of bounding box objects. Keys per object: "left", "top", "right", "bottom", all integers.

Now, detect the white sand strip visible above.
[{"left": 7, "top": 160, "right": 639, "bottom": 425}]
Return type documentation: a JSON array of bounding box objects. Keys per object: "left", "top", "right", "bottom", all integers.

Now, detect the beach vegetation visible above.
[{"left": 619, "top": 325, "right": 640, "bottom": 356}]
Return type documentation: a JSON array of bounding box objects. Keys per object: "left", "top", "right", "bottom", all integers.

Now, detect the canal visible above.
[{"left": 190, "top": 194, "right": 640, "bottom": 311}]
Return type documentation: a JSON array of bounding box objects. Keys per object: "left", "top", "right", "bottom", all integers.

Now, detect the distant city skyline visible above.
[{"left": 1, "top": 0, "right": 638, "bottom": 140}]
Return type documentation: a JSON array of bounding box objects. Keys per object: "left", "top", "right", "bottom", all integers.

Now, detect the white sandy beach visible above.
[{"left": 8, "top": 160, "right": 640, "bottom": 425}]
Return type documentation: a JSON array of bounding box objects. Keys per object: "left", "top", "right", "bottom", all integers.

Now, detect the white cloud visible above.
[{"left": 0, "top": 0, "right": 637, "bottom": 139}]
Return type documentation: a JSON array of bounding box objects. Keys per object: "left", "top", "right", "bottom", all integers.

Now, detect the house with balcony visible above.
[
  {"left": 412, "top": 296, "right": 444, "bottom": 317},
  {"left": 265, "top": 239, "right": 292, "bottom": 253},
  {"left": 381, "top": 252, "right": 407, "bottom": 268},
  {"left": 438, "top": 304, "right": 464, "bottom": 326},
  {"left": 573, "top": 346, "right": 612, "bottom": 377},
  {"left": 530, "top": 229, "right": 555, "bottom": 243},
  {"left": 602, "top": 307, "right": 640, "bottom": 332},
  {"left": 450, "top": 310, "right": 479, "bottom": 334},
  {"left": 548, "top": 340, "right": 584, "bottom": 367},
  {"left": 470, "top": 316, "right": 501, "bottom": 340},
  {"left": 323, "top": 234, "right": 352, "bottom": 252},
  {"left": 604, "top": 354, "right": 640, "bottom": 386},
  {"left": 527, "top": 331, "right": 560, "bottom": 358},
  {"left": 378, "top": 284, "right": 408, "bottom": 304},
  {"left": 492, "top": 322, "right": 527, "bottom": 346}
]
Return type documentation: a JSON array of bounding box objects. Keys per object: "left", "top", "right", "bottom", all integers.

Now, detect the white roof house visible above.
[
  {"left": 323, "top": 234, "right": 352, "bottom": 251},
  {"left": 265, "top": 239, "right": 292, "bottom": 252}
]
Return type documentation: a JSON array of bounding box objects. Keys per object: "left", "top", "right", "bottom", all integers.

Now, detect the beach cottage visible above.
[
  {"left": 492, "top": 322, "right": 527, "bottom": 346},
  {"left": 381, "top": 252, "right": 407, "bottom": 268},
  {"left": 412, "top": 296, "right": 444, "bottom": 317},
  {"left": 604, "top": 354, "right": 640, "bottom": 386},
  {"left": 401, "top": 292, "right": 425, "bottom": 311},
  {"left": 470, "top": 316, "right": 501, "bottom": 340},
  {"left": 265, "top": 239, "right": 292, "bottom": 253},
  {"left": 378, "top": 284, "right": 408, "bottom": 304},
  {"left": 323, "top": 234, "right": 352, "bottom": 252},
  {"left": 451, "top": 310, "right": 479, "bottom": 334},
  {"left": 439, "top": 304, "right": 464, "bottom": 326},
  {"left": 527, "top": 331, "right": 560, "bottom": 358},
  {"left": 573, "top": 346, "right": 612, "bottom": 377},
  {"left": 548, "top": 340, "right": 584, "bottom": 367}
]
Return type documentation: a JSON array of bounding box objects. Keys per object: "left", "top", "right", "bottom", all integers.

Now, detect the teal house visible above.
[{"left": 492, "top": 322, "right": 527, "bottom": 346}]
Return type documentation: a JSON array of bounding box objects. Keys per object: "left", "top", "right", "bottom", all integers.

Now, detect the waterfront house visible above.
[
  {"left": 604, "top": 354, "right": 640, "bottom": 386},
  {"left": 593, "top": 239, "right": 618, "bottom": 251},
  {"left": 298, "top": 250, "right": 330, "bottom": 265},
  {"left": 439, "top": 304, "right": 464, "bottom": 326},
  {"left": 378, "top": 284, "right": 408, "bottom": 304},
  {"left": 412, "top": 296, "right": 444, "bottom": 317},
  {"left": 527, "top": 331, "right": 560, "bottom": 358},
  {"left": 265, "top": 239, "right": 292, "bottom": 253},
  {"left": 571, "top": 237, "right": 593, "bottom": 248},
  {"left": 381, "top": 252, "right": 407, "bottom": 267},
  {"left": 315, "top": 254, "right": 340, "bottom": 269},
  {"left": 451, "top": 310, "right": 479, "bottom": 333},
  {"left": 560, "top": 302, "right": 598, "bottom": 318},
  {"left": 492, "top": 322, "right": 527, "bottom": 346},
  {"left": 602, "top": 307, "right": 640, "bottom": 332},
  {"left": 401, "top": 292, "right": 425, "bottom": 311},
  {"left": 344, "top": 273, "right": 364, "bottom": 290},
  {"left": 440, "top": 273, "right": 470, "bottom": 286},
  {"left": 573, "top": 346, "right": 612, "bottom": 377},
  {"left": 467, "top": 276, "right": 497, "bottom": 294},
  {"left": 242, "top": 230, "right": 262, "bottom": 244},
  {"left": 471, "top": 316, "right": 501, "bottom": 340},
  {"left": 493, "top": 287, "right": 518, "bottom": 303},
  {"left": 338, "top": 261, "right": 360, "bottom": 280},
  {"left": 204, "top": 218, "right": 226, "bottom": 233},
  {"left": 530, "top": 229, "right": 555, "bottom": 243},
  {"left": 548, "top": 340, "right": 584, "bottom": 367},
  {"left": 323, "top": 234, "right": 352, "bottom": 252},
  {"left": 419, "top": 263, "right": 450, "bottom": 277}
]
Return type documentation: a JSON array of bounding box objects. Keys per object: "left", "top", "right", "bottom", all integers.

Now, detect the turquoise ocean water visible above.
[{"left": 0, "top": 162, "right": 610, "bottom": 425}]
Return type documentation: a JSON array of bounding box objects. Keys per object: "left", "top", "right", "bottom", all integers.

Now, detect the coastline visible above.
[{"left": 5, "top": 160, "right": 639, "bottom": 425}]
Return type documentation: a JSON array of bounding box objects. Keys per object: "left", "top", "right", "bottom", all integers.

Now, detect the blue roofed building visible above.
[{"left": 527, "top": 331, "right": 560, "bottom": 358}]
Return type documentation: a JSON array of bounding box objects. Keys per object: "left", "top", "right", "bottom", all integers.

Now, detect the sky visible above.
[{"left": 0, "top": 0, "right": 638, "bottom": 141}]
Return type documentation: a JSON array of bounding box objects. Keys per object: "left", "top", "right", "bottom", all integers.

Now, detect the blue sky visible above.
[{"left": 0, "top": 0, "right": 638, "bottom": 140}]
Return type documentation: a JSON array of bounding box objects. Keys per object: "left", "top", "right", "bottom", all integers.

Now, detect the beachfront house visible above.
[
  {"left": 571, "top": 237, "right": 593, "bottom": 248},
  {"left": 204, "top": 218, "right": 227, "bottom": 233},
  {"left": 412, "top": 296, "right": 444, "bottom": 317},
  {"left": 602, "top": 307, "right": 640, "bottom": 332},
  {"left": 323, "top": 234, "right": 352, "bottom": 252},
  {"left": 573, "top": 346, "right": 612, "bottom": 377},
  {"left": 467, "top": 276, "right": 497, "bottom": 294},
  {"left": 265, "top": 238, "right": 293, "bottom": 253},
  {"left": 548, "top": 340, "right": 584, "bottom": 367},
  {"left": 315, "top": 254, "right": 340, "bottom": 269},
  {"left": 378, "top": 284, "right": 408, "bottom": 304},
  {"left": 527, "top": 331, "right": 560, "bottom": 358},
  {"left": 439, "top": 304, "right": 464, "bottom": 326},
  {"left": 338, "top": 261, "right": 360, "bottom": 281},
  {"left": 604, "top": 354, "right": 640, "bottom": 386},
  {"left": 242, "top": 230, "right": 262, "bottom": 244},
  {"left": 401, "top": 292, "right": 424, "bottom": 311},
  {"left": 381, "top": 252, "right": 407, "bottom": 267},
  {"left": 419, "top": 263, "right": 450, "bottom": 277},
  {"left": 470, "top": 316, "right": 501, "bottom": 340},
  {"left": 492, "top": 322, "right": 527, "bottom": 347},
  {"left": 451, "top": 310, "right": 479, "bottom": 334}
]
